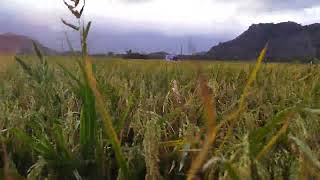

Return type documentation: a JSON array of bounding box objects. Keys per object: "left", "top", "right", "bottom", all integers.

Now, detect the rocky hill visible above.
[
  {"left": 207, "top": 22, "right": 320, "bottom": 62},
  {"left": 0, "top": 33, "right": 57, "bottom": 55}
]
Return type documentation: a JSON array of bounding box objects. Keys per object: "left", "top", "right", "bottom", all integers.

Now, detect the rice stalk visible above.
[
  {"left": 187, "top": 44, "right": 268, "bottom": 180},
  {"left": 187, "top": 115, "right": 219, "bottom": 180},
  {"left": 84, "top": 55, "right": 129, "bottom": 177},
  {"left": 255, "top": 114, "right": 291, "bottom": 160},
  {"left": 186, "top": 56, "right": 218, "bottom": 180},
  {"left": 289, "top": 135, "right": 320, "bottom": 171},
  {"left": 199, "top": 73, "right": 216, "bottom": 129},
  {"left": 1, "top": 142, "right": 12, "bottom": 180},
  {"left": 219, "top": 43, "right": 268, "bottom": 149},
  {"left": 143, "top": 119, "right": 162, "bottom": 180}
]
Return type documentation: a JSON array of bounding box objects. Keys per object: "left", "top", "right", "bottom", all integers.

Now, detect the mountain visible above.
[
  {"left": 207, "top": 22, "right": 320, "bottom": 62},
  {"left": 0, "top": 33, "right": 57, "bottom": 55}
]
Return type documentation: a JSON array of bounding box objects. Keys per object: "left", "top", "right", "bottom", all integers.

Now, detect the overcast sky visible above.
[{"left": 1, "top": 0, "right": 320, "bottom": 53}]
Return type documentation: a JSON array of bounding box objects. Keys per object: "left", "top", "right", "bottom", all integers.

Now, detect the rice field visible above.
[
  {"left": 0, "top": 54, "right": 319, "bottom": 179},
  {"left": 0, "top": 55, "right": 14, "bottom": 73}
]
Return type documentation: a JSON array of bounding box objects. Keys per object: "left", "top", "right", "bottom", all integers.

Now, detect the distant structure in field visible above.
[{"left": 165, "top": 54, "right": 179, "bottom": 61}]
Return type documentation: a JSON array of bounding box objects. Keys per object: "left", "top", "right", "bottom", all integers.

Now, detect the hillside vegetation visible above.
[
  {"left": 0, "top": 33, "right": 57, "bottom": 55},
  {"left": 208, "top": 22, "right": 320, "bottom": 62}
]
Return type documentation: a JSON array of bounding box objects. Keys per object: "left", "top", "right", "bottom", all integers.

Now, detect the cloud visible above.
[
  {"left": 2, "top": 0, "right": 320, "bottom": 35},
  {"left": 121, "top": 0, "right": 320, "bottom": 10},
  {"left": 0, "top": 8, "right": 227, "bottom": 54},
  {"left": 260, "top": 0, "right": 320, "bottom": 11},
  {"left": 223, "top": 0, "right": 320, "bottom": 13},
  {"left": 1, "top": 0, "right": 320, "bottom": 53},
  {"left": 119, "top": 0, "right": 152, "bottom": 4}
]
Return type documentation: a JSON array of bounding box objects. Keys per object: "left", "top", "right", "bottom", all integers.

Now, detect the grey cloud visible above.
[
  {"left": 1, "top": 0, "right": 320, "bottom": 54},
  {"left": 220, "top": 0, "right": 320, "bottom": 13},
  {"left": 87, "top": 28, "right": 227, "bottom": 54},
  {"left": 0, "top": 15, "right": 226, "bottom": 54},
  {"left": 263, "top": 0, "right": 320, "bottom": 11},
  {"left": 109, "top": 0, "right": 152, "bottom": 4}
]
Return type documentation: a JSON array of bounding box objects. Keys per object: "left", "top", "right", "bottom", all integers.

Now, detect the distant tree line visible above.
[{"left": 91, "top": 49, "right": 212, "bottom": 60}]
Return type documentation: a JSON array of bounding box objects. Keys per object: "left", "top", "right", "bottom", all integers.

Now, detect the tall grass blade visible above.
[
  {"left": 187, "top": 67, "right": 217, "bottom": 180},
  {"left": 73, "top": 0, "right": 80, "bottom": 7},
  {"left": 32, "top": 41, "right": 44, "bottom": 64},
  {"left": 63, "top": 0, "right": 85, "bottom": 18},
  {"left": 202, "top": 157, "right": 240, "bottom": 180},
  {"left": 255, "top": 116, "right": 291, "bottom": 160},
  {"left": 220, "top": 43, "right": 268, "bottom": 149},
  {"left": 289, "top": 135, "right": 320, "bottom": 170},
  {"left": 79, "top": 83, "right": 97, "bottom": 159},
  {"left": 58, "top": 63, "right": 83, "bottom": 88},
  {"left": 143, "top": 119, "right": 162, "bottom": 180},
  {"left": 84, "top": 56, "right": 129, "bottom": 177},
  {"left": 61, "top": 19, "right": 80, "bottom": 31},
  {"left": 239, "top": 43, "right": 268, "bottom": 108},
  {"left": 199, "top": 74, "right": 216, "bottom": 128},
  {"left": 223, "top": 161, "right": 240, "bottom": 180},
  {"left": 187, "top": 126, "right": 220, "bottom": 180},
  {"left": 160, "top": 139, "right": 185, "bottom": 147},
  {"left": 15, "top": 57, "right": 33, "bottom": 77},
  {"left": 83, "top": 21, "right": 92, "bottom": 42},
  {"left": 1, "top": 142, "right": 12, "bottom": 180},
  {"left": 249, "top": 107, "right": 297, "bottom": 158}
]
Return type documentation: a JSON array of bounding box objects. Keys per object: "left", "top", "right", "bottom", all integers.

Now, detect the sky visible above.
[{"left": 1, "top": 0, "right": 320, "bottom": 53}]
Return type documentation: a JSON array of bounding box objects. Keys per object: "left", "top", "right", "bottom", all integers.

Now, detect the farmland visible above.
[
  {"left": 0, "top": 54, "right": 319, "bottom": 179},
  {"left": 0, "top": 55, "right": 14, "bottom": 73}
]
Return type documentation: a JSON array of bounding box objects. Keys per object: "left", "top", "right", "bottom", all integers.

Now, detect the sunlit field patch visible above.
[{"left": 0, "top": 55, "right": 14, "bottom": 73}]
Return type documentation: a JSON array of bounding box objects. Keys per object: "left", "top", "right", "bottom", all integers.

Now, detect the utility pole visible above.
[
  {"left": 187, "top": 36, "right": 196, "bottom": 55},
  {"left": 56, "top": 36, "right": 65, "bottom": 52}
]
